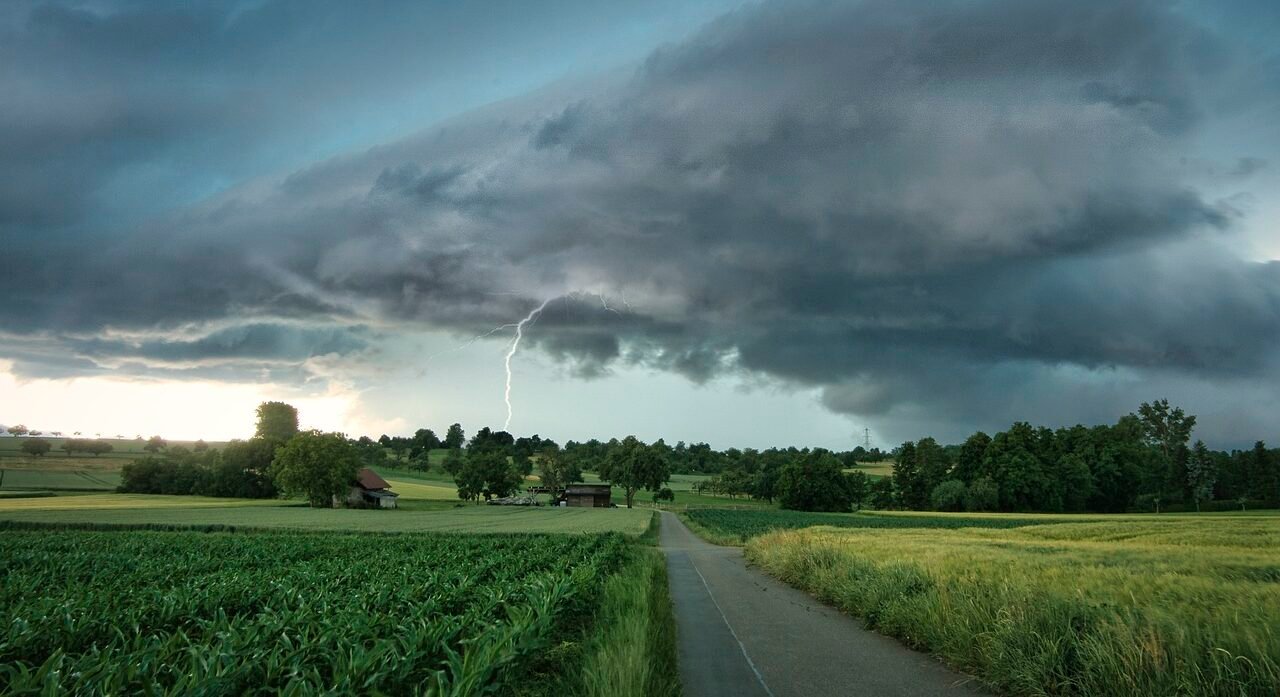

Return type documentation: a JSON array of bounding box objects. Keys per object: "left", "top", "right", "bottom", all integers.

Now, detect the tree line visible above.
[
  {"left": 889, "top": 400, "right": 1278, "bottom": 514},
  {"left": 115, "top": 398, "right": 1276, "bottom": 514},
  {"left": 117, "top": 402, "right": 298, "bottom": 499}
]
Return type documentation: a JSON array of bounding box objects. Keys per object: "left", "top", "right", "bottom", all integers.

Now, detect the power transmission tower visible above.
[{"left": 862, "top": 428, "right": 872, "bottom": 450}]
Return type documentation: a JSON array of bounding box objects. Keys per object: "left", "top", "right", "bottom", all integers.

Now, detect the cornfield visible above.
[{"left": 0, "top": 529, "right": 628, "bottom": 695}]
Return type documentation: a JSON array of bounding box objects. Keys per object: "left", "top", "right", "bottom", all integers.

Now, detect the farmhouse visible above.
[{"left": 346, "top": 468, "right": 399, "bottom": 509}]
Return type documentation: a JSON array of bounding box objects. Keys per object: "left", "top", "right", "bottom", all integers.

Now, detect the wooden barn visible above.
[
  {"left": 346, "top": 468, "right": 400, "bottom": 509},
  {"left": 561, "top": 484, "right": 612, "bottom": 508}
]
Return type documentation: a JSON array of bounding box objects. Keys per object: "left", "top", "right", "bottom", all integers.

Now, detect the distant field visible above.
[
  {"left": 0, "top": 437, "right": 228, "bottom": 459},
  {"left": 843, "top": 460, "right": 894, "bottom": 478},
  {"left": 0, "top": 437, "right": 199, "bottom": 492},
  {"left": 0, "top": 493, "right": 654, "bottom": 535},
  {"left": 748, "top": 516, "right": 1280, "bottom": 696},
  {"left": 684, "top": 507, "right": 1280, "bottom": 545}
]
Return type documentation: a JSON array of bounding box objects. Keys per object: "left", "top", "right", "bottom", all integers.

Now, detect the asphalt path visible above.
[{"left": 658, "top": 511, "right": 989, "bottom": 697}]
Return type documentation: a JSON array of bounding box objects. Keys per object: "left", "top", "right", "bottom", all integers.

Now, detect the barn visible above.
[
  {"left": 561, "top": 484, "right": 612, "bottom": 508},
  {"left": 346, "top": 468, "right": 400, "bottom": 509}
]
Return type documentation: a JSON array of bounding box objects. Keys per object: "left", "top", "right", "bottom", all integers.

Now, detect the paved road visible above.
[{"left": 659, "top": 511, "right": 988, "bottom": 697}]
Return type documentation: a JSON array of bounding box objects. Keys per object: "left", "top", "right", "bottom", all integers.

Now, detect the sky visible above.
[{"left": 2, "top": 0, "right": 1278, "bottom": 449}]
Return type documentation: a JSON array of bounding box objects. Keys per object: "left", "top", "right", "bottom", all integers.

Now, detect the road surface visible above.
[{"left": 659, "top": 511, "right": 988, "bottom": 697}]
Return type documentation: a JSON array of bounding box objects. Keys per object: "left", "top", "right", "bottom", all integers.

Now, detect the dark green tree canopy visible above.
[
  {"left": 443, "top": 423, "right": 466, "bottom": 449},
  {"left": 777, "top": 450, "right": 852, "bottom": 512},
  {"left": 454, "top": 447, "right": 522, "bottom": 501},
  {"left": 269, "top": 430, "right": 359, "bottom": 507},
  {"left": 598, "top": 435, "right": 671, "bottom": 507},
  {"left": 255, "top": 401, "right": 299, "bottom": 446}
]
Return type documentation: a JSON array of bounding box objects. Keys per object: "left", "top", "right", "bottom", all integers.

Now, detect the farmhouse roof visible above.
[{"left": 355, "top": 468, "right": 391, "bottom": 491}]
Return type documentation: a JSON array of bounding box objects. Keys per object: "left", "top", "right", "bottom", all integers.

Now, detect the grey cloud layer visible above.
[{"left": 3, "top": 0, "right": 1279, "bottom": 444}]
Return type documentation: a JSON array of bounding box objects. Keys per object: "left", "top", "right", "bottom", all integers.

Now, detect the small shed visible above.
[
  {"left": 562, "top": 484, "right": 612, "bottom": 508},
  {"left": 347, "top": 468, "right": 400, "bottom": 509}
]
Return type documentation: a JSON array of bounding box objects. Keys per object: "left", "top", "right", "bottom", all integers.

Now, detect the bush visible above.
[
  {"left": 118, "top": 443, "right": 277, "bottom": 499},
  {"left": 19, "top": 438, "right": 51, "bottom": 457},
  {"left": 964, "top": 477, "right": 1000, "bottom": 512},
  {"left": 930, "top": 480, "right": 966, "bottom": 511}
]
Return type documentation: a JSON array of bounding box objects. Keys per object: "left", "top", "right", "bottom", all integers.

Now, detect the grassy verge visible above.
[
  {"left": 512, "top": 512, "right": 680, "bottom": 697},
  {"left": 746, "top": 520, "right": 1280, "bottom": 696},
  {"left": 576, "top": 545, "right": 680, "bottom": 696}
]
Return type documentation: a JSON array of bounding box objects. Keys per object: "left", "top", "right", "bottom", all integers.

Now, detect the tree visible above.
[
  {"left": 143, "top": 435, "right": 167, "bottom": 453},
  {"left": 1057, "top": 453, "right": 1095, "bottom": 513},
  {"left": 255, "top": 401, "right": 299, "bottom": 446},
  {"left": 598, "top": 436, "right": 671, "bottom": 507},
  {"left": 444, "top": 423, "right": 466, "bottom": 449},
  {"left": 537, "top": 449, "right": 582, "bottom": 492},
  {"left": 467, "top": 427, "right": 514, "bottom": 453},
  {"left": 211, "top": 439, "right": 278, "bottom": 498},
  {"left": 892, "top": 441, "right": 923, "bottom": 508},
  {"left": 455, "top": 447, "right": 522, "bottom": 501},
  {"left": 442, "top": 448, "right": 465, "bottom": 475},
  {"left": 1137, "top": 399, "right": 1196, "bottom": 497},
  {"left": 777, "top": 450, "right": 852, "bottom": 512},
  {"left": 7, "top": 424, "right": 28, "bottom": 437},
  {"left": 1185, "top": 440, "right": 1216, "bottom": 512},
  {"left": 844, "top": 470, "right": 870, "bottom": 511},
  {"left": 411, "top": 428, "right": 442, "bottom": 456},
  {"left": 1250, "top": 441, "right": 1279, "bottom": 502},
  {"left": 193, "top": 439, "right": 209, "bottom": 452},
  {"left": 654, "top": 487, "right": 675, "bottom": 503},
  {"left": 20, "top": 438, "right": 51, "bottom": 457},
  {"left": 964, "top": 477, "right": 1000, "bottom": 512},
  {"left": 868, "top": 476, "right": 896, "bottom": 509},
  {"left": 269, "top": 431, "right": 359, "bottom": 507},
  {"left": 953, "top": 432, "right": 991, "bottom": 484},
  {"left": 930, "top": 479, "right": 966, "bottom": 511}
]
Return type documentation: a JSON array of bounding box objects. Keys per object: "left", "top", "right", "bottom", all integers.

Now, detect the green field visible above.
[
  {"left": 0, "top": 467, "right": 121, "bottom": 490},
  {"left": 0, "top": 442, "right": 676, "bottom": 696},
  {"left": 743, "top": 514, "right": 1280, "bottom": 696},
  {"left": 0, "top": 436, "right": 226, "bottom": 459},
  {"left": 0, "top": 528, "right": 636, "bottom": 694},
  {"left": 682, "top": 507, "right": 1280, "bottom": 545},
  {"left": 0, "top": 493, "right": 654, "bottom": 535},
  {"left": 843, "top": 460, "right": 894, "bottom": 479},
  {"left": 682, "top": 507, "right": 1067, "bottom": 544}
]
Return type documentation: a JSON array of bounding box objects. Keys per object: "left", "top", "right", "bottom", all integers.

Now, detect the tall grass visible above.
[
  {"left": 747, "top": 520, "right": 1280, "bottom": 696},
  {"left": 578, "top": 548, "right": 680, "bottom": 697}
]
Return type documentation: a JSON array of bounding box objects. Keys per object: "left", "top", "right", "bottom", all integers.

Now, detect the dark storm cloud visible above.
[{"left": 3, "top": 0, "right": 1279, "bottom": 444}]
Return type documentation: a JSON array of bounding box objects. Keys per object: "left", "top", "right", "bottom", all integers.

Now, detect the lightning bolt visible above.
[
  {"left": 427, "top": 290, "right": 631, "bottom": 431},
  {"left": 503, "top": 297, "right": 555, "bottom": 431}
]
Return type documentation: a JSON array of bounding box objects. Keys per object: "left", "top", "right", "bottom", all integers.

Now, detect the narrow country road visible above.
[{"left": 658, "top": 511, "right": 988, "bottom": 697}]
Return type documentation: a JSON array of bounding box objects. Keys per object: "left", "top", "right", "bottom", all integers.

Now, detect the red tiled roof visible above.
[{"left": 356, "top": 468, "right": 391, "bottom": 490}]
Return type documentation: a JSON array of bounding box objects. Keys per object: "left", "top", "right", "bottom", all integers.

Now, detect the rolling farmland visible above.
[
  {"left": 0, "top": 529, "right": 630, "bottom": 694},
  {"left": 742, "top": 514, "right": 1280, "bottom": 696}
]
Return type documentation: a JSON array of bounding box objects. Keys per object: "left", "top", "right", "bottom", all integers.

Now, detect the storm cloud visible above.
[{"left": 3, "top": 0, "right": 1278, "bottom": 445}]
